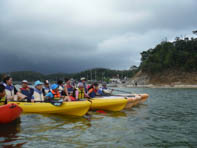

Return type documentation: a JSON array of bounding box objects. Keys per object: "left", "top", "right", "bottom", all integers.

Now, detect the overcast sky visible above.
[{"left": 0, "top": 0, "right": 196, "bottom": 73}]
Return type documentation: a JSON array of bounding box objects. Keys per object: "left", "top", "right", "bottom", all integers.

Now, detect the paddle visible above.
[
  {"left": 10, "top": 100, "right": 63, "bottom": 106},
  {"left": 109, "top": 88, "right": 132, "bottom": 94}
]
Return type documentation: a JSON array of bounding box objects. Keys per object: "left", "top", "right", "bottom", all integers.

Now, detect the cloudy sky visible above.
[{"left": 0, "top": 0, "right": 196, "bottom": 73}]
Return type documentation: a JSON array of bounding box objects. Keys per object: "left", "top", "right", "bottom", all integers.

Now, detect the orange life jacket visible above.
[{"left": 51, "top": 90, "right": 61, "bottom": 99}]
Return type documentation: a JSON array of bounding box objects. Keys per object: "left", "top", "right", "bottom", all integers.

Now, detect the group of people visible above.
[{"left": 0, "top": 76, "right": 112, "bottom": 105}]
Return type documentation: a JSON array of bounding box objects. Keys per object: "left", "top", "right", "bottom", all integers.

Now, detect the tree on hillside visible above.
[{"left": 139, "top": 36, "right": 197, "bottom": 73}]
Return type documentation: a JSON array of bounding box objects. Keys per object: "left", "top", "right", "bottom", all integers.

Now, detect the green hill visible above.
[
  {"left": 140, "top": 36, "right": 197, "bottom": 73},
  {"left": 1, "top": 68, "right": 137, "bottom": 82}
]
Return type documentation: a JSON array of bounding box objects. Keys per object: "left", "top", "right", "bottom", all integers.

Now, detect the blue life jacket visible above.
[
  {"left": 20, "top": 87, "right": 34, "bottom": 102},
  {"left": 89, "top": 88, "right": 97, "bottom": 98},
  {"left": 98, "top": 88, "right": 104, "bottom": 95},
  {"left": 5, "top": 84, "right": 14, "bottom": 91}
]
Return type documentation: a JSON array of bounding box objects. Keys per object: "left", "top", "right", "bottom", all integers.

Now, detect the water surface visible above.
[{"left": 0, "top": 88, "right": 197, "bottom": 148}]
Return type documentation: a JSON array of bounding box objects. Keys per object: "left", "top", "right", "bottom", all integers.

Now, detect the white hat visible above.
[
  {"left": 80, "top": 77, "right": 86, "bottom": 81},
  {"left": 22, "top": 80, "right": 28, "bottom": 83}
]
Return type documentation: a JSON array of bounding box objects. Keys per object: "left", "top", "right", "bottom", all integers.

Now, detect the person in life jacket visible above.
[
  {"left": 63, "top": 78, "right": 74, "bottom": 95},
  {"left": 57, "top": 80, "right": 64, "bottom": 93},
  {"left": 32, "top": 80, "right": 45, "bottom": 102},
  {"left": 61, "top": 78, "right": 73, "bottom": 101},
  {"left": 98, "top": 82, "right": 113, "bottom": 96},
  {"left": 42, "top": 80, "right": 50, "bottom": 96},
  {"left": 80, "top": 77, "right": 88, "bottom": 93},
  {"left": 45, "top": 84, "right": 61, "bottom": 100},
  {"left": 87, "top": 83, "right": 100, "bottom": 98},
  {"left": 3, "top": 76, "right": 25, "bottom": 101},
  {"left": 19, "top": 80, "right": 34, "bottom": 102},
  {"left": 75, "top": 83, "right": 89, "bottom": 100},
  {"left": 0, "top": 84, "right": 7, "bottom": 106}
]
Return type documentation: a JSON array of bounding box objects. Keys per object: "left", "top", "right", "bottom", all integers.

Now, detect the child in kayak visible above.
[
  {"left": 57, "top": 80, "right": 64, "bottom": 93},
  {"left": 80, "top": 77, "right": 88, "bottom": 93},
  {"left": 42, "top": 80, "right": 50, "bottom": 96},
  {"left": 74, "top": 83, "right": 89, "bottom": 100},
  {"left": 87, "top": 83, "right": 100, "bottom": 98},
  {"left": 0, "top": 84, "right": 7, "bottom": 105},
  {"left": 32, "top": 80, "right": 45, "bottom": 102},
  {"left": 46, "top": 84, "right": 70, "bottom": 102}
]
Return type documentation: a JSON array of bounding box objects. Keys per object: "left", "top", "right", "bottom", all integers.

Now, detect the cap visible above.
[
  {"left": 22, "top": 80, "right": 28, "bottom": 83},
  {"left": 34, "top": 80, "right": 43, "bottom": 86},
  {"left": 51, "top": 84, "right": 58, "bottom": 90},
  {"left": 44, "top": 80, "right": 49, "bottom": 84},
  {"left": 80, "top": 77, "right": 86, "bottom": 81}
]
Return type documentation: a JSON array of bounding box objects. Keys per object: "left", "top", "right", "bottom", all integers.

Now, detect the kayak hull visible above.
[
  {"left": 0, "top": 103, "right": 22, "bottom": 124},
  {"left": 90, "top": 97, "right": 127, "bottom": 111},
  {"left": 139, "top": 94, "right": 149, "bottom": 104},
  {"left": 117, "top": 94, "right": 149, "bottom": 109},
  {"left": 8, "top": 101, "right": 91, "bottom": 117}
]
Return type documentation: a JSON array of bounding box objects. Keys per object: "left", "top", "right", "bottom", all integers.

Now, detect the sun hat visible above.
[
  {"left": 80, "top": 77, "right": 86, "bottom": 81},
  {"left": 34, "top": 80, "right": 43, "bottom": 86},
  {"left": 51, "top": 84, "right": 59, "bottom": 90},
  {"left": 22, "top": 80, "right": 28, "bottom": 83}
]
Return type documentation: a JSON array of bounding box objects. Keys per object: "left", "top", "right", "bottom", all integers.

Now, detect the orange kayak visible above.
[
  {"left": 116, "top": 94, "right": 149, "bottom": 109},
  {"left": 0, "top": 103, "right": 22, "bottom": 124}
]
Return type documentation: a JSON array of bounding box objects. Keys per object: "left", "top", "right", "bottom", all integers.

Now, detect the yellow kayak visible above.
[
  {"left": 8, "top": 101, "right": 91, "bottom": 117},
  {"left": 90, "top": 97, "right": 128, "bottom": 111}
]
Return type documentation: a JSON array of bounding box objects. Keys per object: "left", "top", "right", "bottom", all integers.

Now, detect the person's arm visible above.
[
  {"left": 45, "top": 92, "right": 53, "bottom": 99},
  {"left": 84, "top": 91, "right": 89, "bottom": 98},
  {"left": 87, "top": 88, "right": 93, "bottom": 95}
]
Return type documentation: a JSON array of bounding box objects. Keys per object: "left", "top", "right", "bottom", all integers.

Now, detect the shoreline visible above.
[{"left": 111, "top": 84, "right": 197, "bottom": 89}]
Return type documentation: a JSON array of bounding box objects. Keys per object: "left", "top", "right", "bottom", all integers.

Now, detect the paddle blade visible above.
[{"left": 96, "top": 110, "right": 106, "bottom": 114}]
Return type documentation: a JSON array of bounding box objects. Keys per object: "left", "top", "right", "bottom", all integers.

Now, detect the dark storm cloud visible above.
[{"left": 0, "top": 0, "right": 197, "bottom": 73}]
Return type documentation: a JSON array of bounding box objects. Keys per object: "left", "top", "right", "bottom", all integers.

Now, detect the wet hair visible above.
[
  {"left": 0, "top": 84, "right": 5, "bottom": 93},
  {"left": 3, "top": 76, "right": 11, "bottom": 83},
  {"left": 64, "top": 78, "right": 69, "bottom": 82},
  {"left": 57, "top": 80, "right": 63, "bottom": 85}
]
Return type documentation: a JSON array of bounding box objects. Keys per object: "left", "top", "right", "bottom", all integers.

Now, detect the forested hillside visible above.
[
  {"left": 140, "top": 35, "right": 197, "bottom": 73},
  {"left": 0, "top": 68, "right": 137, "bottom": 82}
]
